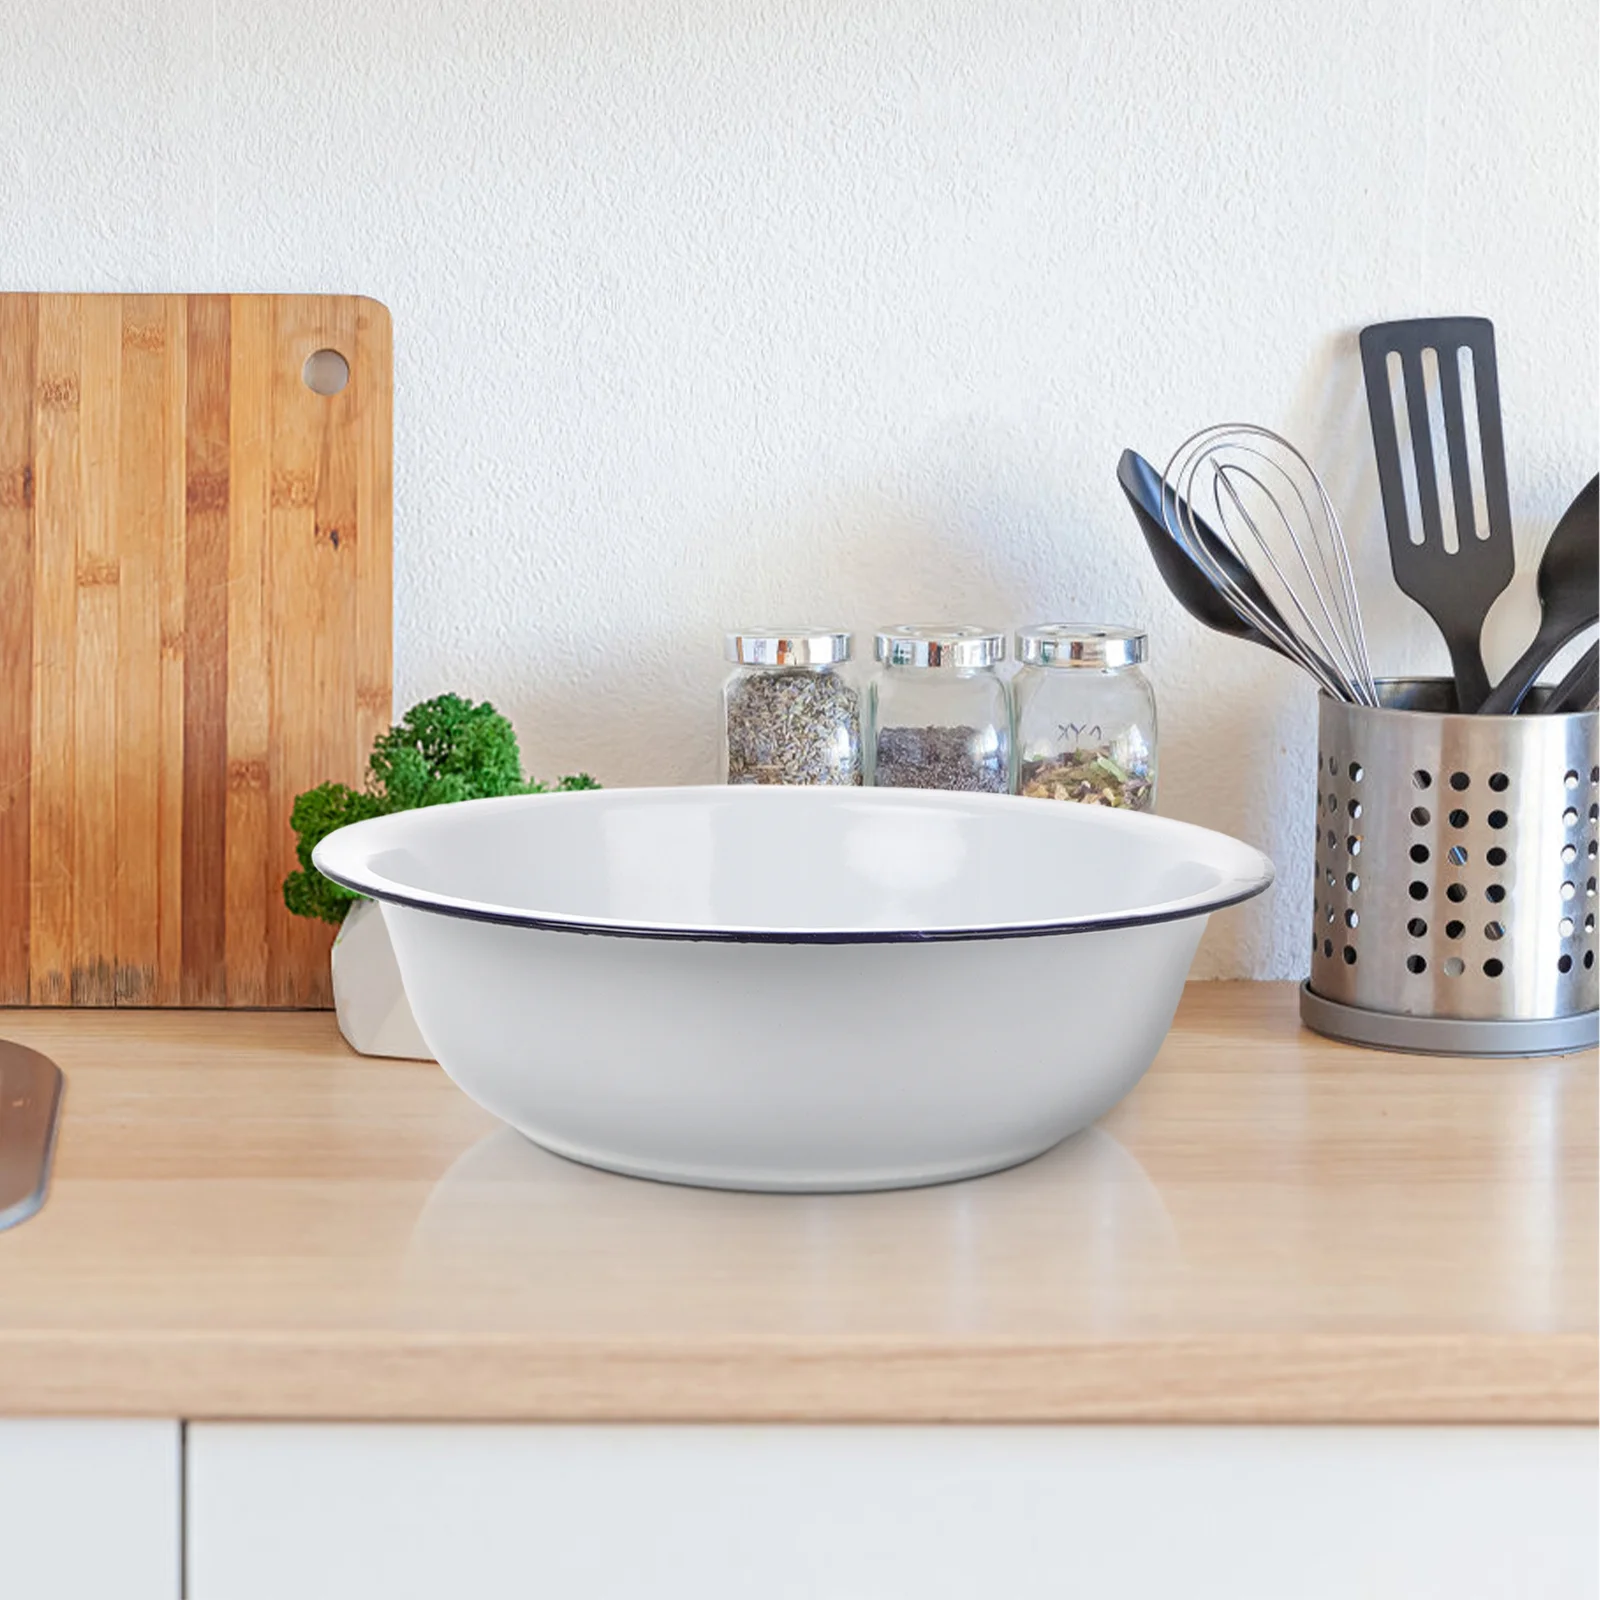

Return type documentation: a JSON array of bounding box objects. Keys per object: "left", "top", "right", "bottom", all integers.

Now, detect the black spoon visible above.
[
  {"left": 1479, "top": 475, "right": 1599, "bottom": 715},
  {"left": 1117, "top": 449, "right": 1346, "bottom": 693},
  {"left": 1540, "top": 640, "right": 1598, "bottom": 715}
]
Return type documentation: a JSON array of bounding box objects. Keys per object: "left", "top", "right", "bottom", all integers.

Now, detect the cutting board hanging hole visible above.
[{"left": 302, "top": 348, "right": 350, "bottom": 396}]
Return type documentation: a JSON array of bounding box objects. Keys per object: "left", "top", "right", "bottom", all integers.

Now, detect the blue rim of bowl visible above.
[
  {"left": 312, "top": 869, "right": 1273, "bottom": 943},
  {"left": 312, "top": 790, "right": 1275, "bottom": 945}
]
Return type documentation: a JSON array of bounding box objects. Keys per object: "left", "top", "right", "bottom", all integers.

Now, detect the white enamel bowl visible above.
[{"left": 314, "top": 786, "right": 1273, "bottom": 1192}]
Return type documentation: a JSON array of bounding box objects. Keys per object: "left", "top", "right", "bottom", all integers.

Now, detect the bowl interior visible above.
[{"left": 316, "top": 787, "right": 1272, "bottom": 937}]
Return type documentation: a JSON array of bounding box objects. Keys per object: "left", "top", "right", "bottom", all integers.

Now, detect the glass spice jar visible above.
[
  {"left": 1012, "top": 624, "right": 1156, "bottom": 809},
  {"left": 868, "top": 624, "right": 1011, "bottom": 793},
  {"left": 723, "top": 627, "right": 862, "bottom": 785}
]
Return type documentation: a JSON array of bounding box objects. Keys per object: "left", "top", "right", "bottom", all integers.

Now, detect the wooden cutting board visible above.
[{"left": 0, "top": 294, "right": 392, "bottom": 1007}]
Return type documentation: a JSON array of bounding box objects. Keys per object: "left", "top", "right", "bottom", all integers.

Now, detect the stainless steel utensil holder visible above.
[{"left": 1300, "top": 679, "right": 1599, "bottom": 1056}]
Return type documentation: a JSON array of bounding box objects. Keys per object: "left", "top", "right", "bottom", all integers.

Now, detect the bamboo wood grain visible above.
[
  {"left": 182, "top": 295, "right": 231, "bottom": 1006},
  {"left": 0, "top": 294, "right": 392, "bottom": 1007},
  {"left": 113, "top": 294, "right": 168, "bottom": 1004},
  {"left": 223, "top": 295, "right": 273, "bottom": 1008},
  {"left": 73, "top": 296, "right": 119, "bottom": 1005},
  {"left": 0, "top": 984, "right": 1591, "bottom": 1424},
  {"left": 354, "top": 304, "right": 394, "bottom": 769},
  {"left": 0, "top": 296, "right": 34, "bottom": 1002},
  {"left": 30, "top": 297, "right": 80, "bottom": 1006}
]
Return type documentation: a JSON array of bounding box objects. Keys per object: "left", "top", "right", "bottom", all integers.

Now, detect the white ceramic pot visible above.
[
  {"left": 330, "top": 897, "right": 433, "bottom": 1061},
  {"left": 315, "top": 786, "right": 1273, "bottom": 1190}
]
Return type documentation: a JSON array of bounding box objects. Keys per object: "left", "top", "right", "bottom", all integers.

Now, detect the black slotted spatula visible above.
[{"left": 1359, "top": 317, "right": 1516, "bottom": 711}]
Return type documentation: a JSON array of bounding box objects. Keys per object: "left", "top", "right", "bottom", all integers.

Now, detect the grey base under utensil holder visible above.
[
  {"left": 1299, "top": 982, "right": 1597, "bottom": 1057},
  {"left": 1303, "top": 679, "right": 1599, "bottom": 1057}
]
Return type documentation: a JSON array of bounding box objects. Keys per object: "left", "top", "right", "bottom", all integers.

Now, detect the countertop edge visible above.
[{"left": 4, "top": 1331, "right": 1594, "bottom": 1425}]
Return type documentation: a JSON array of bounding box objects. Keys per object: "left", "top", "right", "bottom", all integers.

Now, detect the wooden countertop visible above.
[{"left": 0, "top": 984, "right": 1593, "bottom": 1424}]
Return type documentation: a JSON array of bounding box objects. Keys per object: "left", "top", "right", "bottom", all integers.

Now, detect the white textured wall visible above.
[{"left": 2, "top": 0, "right": 1595, "bottom": 977}]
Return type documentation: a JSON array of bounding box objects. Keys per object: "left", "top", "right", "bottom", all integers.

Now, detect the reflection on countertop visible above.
[{"left": 404, "top": 1123, "right": 1182, "bottom": 1338}]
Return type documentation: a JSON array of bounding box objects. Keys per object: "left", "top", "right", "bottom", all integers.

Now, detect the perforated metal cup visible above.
[{"left": 1301, "top": 679, "right": 1599, "bottom": 1056}]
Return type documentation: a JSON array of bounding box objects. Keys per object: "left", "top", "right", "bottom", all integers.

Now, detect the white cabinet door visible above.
[
  {"left": 0, "top": 1419, "right": 180, "bottom": 1600},
  {"left": 187, "top": 1423, "right": 1598, "bottom": 1600}
]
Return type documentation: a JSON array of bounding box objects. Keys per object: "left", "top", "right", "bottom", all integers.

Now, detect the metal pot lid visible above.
[{"left": 0, "top": 1040, "right": 64, "bottom": 1232}]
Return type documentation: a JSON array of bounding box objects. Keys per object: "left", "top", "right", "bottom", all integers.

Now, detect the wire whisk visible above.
[{"left": 1161, "top": 424, "right": 1379, "bottom": 706}]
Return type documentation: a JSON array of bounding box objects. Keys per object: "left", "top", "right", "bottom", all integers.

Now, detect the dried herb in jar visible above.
[
  {"left": 725, "top": 668, "right": 862, "bottom": 786},
  {"left": 874, "top": 724, "right": 1008, "bottom": 793},
  {"left": 1019, "top": 746, "right": 1153, "bottom": 810}
]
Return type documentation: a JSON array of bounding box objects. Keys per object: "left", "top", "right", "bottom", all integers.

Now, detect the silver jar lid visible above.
[
  {"left": 724, "top": 627, "right": 852, "bottom": 667},
  {"left": 874, "top": 624, "right": 1006, "bottom": 669},
  {"left": 1016, "top": 624, "right": 1147, "bottom": 668}
]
